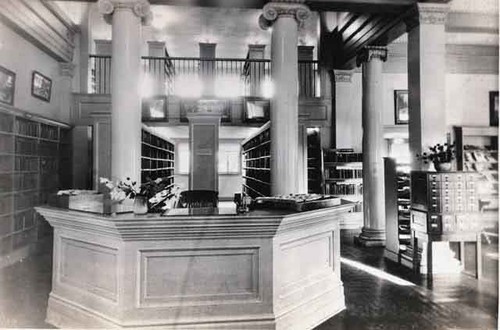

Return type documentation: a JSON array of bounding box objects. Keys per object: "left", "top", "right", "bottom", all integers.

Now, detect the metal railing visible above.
[{"left": 89, "top": 55, "right": 320, "bottom": 98}]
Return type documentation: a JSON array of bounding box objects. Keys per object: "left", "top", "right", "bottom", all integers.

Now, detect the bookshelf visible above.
[
  {"left": 241, "top": 122, "right": 271, "bottom": 198},
  {"left": 307, "top": 128, "right": 323, "bottom": 194},
  {"left": 141, "top": 129, "right": 175, "bottom": 188},
  {"left": 0, "top": 107, "right": 72, "bottom": 257},
  {"left": 323, "top": 149, "right": 363, "bottom": 204}
]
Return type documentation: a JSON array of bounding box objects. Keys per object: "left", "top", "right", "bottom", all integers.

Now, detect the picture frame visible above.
[
  {"left": 489, "top": 91, "right": 498, "bottom": 127},
  {"left": 31, "top": 71, "right": 52, "bottom": 102},
  {"left": 243, "top": 97, "right": 270, "bottom": 123},
  {"left": 394, "top": 90, "right": 409, "bottom": 125},
  {"left": 0, "top": 65, "right": 16, "bottom": 106},
  {"left": 142, "top": 95, "right": 168, "bottom": 122}
]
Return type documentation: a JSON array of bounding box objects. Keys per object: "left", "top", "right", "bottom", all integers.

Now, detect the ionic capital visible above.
[
  {"left": 356, "top": 46, "right": 388, "bottom": 67},
  {"left": 97, "top": 0, "right": 152, "bottom": 26},
  {"left": 259, "top": 1, "right": 311, "bottom": 30}
]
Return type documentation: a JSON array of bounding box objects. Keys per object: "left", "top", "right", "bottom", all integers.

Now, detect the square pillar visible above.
[
  {"left": 407, "top": 3, "right": 449, "bottom": 170},
  {"left": 298, "top": 45, "right": 315, "bottom": 97},
  {"left": 199, "top": 43, "right": 216, "bottom": 97},
  {"left": 247, "top": 44, "right": 266, "bottom": 97},
  {"left": 187, "top": 100, "right": 222, "bottom": 191},
  {"left": 147, "top": 41, "right": 166, "bottom": 95}
]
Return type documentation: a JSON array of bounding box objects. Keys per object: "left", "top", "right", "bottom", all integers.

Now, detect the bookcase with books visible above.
[
  {"left": 323, "top": 149, "right": 363, "bottom": 222},
  {"left": 141, "top": 129, "right": 175, "bottom": 189},
  {"left": 307, "top": 128, "right": 323, "bottom": 194},
  {"left": 241, "top": 122, "right": 271, "bottom": 198},
  {"left": 0, "top": 107, "right": 72, "bottom": 258}
]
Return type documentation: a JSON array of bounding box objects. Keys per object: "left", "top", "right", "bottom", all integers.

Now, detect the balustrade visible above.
[{"left": 89, "top": 55, "right": 320, "bottom": 98}]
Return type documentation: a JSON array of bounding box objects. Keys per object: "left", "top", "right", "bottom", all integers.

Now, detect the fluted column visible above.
[
  {"left": 98, "top": 0, "right": 152, "bottom": 183},
  {"left": 406, "top": 3, "right": 449, "bottom": 170},
  {"left": 259, "top": 1, "right": 310, "bottom": 195},
  {"left": 356, "top": 46, "right": 387, "bottom": 247}
]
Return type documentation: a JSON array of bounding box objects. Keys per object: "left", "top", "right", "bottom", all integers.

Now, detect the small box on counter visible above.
[{"left": 48, "top": 190, "right": 105, "bottom": 214}]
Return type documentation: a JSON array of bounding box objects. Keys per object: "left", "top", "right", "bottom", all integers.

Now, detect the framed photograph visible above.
[
  {"left": 31, "top": 71, "right": 52, "bottom": 102},
  {"left": 489, "top": 91, "right": 498, "bottom": 127},
  {"left": 142, "top": 95, "right": 168, "bottom": 121},
  {"left": 243, "top": 97, "right": 270, "bottom": 123},
  {"left": 394, "top": 90, "right": 409, "bottom": 125},
  {"left": 0, "top": 65, "right": 16, "bottom": 106}
]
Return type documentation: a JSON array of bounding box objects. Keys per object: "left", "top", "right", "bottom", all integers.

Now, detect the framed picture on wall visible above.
[
  {"left": 489, "top": 91, "right": 498, "bottom": 127},
  {"left": 394, "top": 90, "right": 409, "bottom": 125},
  {"left": 142, "top": 95, "right": 168, "bottom": 122},
  {"left": 243, "top": 97, "right": 270, "bottom": 123},
  {"left": 31, "top": 71, "right": 52, "bottom": 102},
  {"left": 0, "top": 65, "right": 16, "bottom": 106}
]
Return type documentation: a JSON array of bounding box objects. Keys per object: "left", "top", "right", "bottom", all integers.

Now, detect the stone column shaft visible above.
[
  {"left": 356, "top": 46, "right": 387, "bottom": 247},
  {"left": 98, "top": 0, "right": 152, "bottom": 183},
  {"left": 271, "top": 16, "right": 300, "bottom": 195},
  {"left": 260, "top": 1, "right": 311, "bottom": 196}
]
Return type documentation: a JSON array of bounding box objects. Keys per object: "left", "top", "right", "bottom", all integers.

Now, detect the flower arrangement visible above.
[
  {"left": 416, "top": 143, "right": 455, "bottom": 167},
  {"left": 100, "top": 177, "right": 180, "bottom": 213}
]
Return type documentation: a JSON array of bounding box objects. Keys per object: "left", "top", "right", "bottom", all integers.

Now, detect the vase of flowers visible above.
[
  {"left": 100, "top": 177, "right": 180, "bottom": 214},
  {"left": 133, "top": 194, "right": 148, "bottom": 215},
  {"left": 416, "top": 143, "right": 455, "bottom": 172}
]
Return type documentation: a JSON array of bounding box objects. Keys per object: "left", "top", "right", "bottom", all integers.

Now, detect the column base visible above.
[{"left": 354, "top": 227, "right": 385, "bottom": 247}]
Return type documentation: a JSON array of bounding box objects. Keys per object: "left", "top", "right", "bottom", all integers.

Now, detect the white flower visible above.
[{"left": 110, "top": 188, "right": 126, "bottom": 202}]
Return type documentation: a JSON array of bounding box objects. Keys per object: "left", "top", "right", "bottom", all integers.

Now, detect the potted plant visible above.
[
  {"left": 100, "top": 177, "right": 179, "bottom": 214},
  {"left": 417, "top": 143, "right": 455, "bottom": 172}
]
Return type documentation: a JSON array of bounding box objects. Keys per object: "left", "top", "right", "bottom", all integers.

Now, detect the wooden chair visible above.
[{"left": 176, "top": 190, "right": 218, "bottom": 208}]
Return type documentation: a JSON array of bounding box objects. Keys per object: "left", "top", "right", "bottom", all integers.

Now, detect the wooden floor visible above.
[{"left": 0, "top": 233, "right": 497, "bottom": 329}]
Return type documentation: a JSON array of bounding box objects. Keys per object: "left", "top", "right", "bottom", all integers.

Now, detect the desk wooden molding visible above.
[{"left": 35, "top": 204, "right": 352, "bottom": 329}]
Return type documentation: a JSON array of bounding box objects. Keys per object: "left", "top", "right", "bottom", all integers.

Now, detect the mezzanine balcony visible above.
[{"left": 89, "top": 55, "right": 322, "bottom": 99}]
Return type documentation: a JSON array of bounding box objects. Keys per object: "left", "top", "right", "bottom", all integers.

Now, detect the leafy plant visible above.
[
  {"left": 416, "top": 143, "right": 455, "bottom": 165},
  {"left": 100, "top": 177, "right": 180, "bottom": 212}
]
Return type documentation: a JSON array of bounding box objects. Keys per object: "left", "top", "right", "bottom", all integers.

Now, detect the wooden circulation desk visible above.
[{"left": 36, "top": 202, "right": 353, "bottom": 330}]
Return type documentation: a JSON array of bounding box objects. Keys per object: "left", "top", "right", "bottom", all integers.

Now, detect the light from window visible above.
[
  {"left": 215, "top": 75, "right": 244, "bottom": 98},
  {"left": 177, "top": 142, "right": 190, "bottom": 174},
  {"left": 177, "top": 142, "right": 241, "bottom": 174},
  {"left": 219, "top": 143, "right": 241, "bottom": 174}
]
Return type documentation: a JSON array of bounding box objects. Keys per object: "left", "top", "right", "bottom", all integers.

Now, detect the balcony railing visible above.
[{"left": 89, "top": 55, "right": 321, "bottom": 98}]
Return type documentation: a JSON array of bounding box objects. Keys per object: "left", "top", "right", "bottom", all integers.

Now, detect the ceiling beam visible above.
[{"left": 50, "top": 0, "right": 414, "bottom": 14}]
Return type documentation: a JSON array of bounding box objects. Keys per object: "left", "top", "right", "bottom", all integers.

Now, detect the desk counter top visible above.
[{"left": 36, "top": 201, "right": 355, "bottom": 240}]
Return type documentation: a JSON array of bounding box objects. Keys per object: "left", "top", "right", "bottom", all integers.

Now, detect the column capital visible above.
[
  {"left": 334, "top": 70, "right": 353, "bottom": 83},
  {"left": 59, "top": 62, "right": 76, "bottom": 77},
  {"left": 356, "top": 46, "right": 388, "bottom": 67},
  {"left": 258, "top": 1, "right": 311, "bottom": 30},
  {"left": 405, "top": 2, "right": 449, "bottom": 30},
  {"left": 97, "top": 0, "right": 152, "bottom": 26}
]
